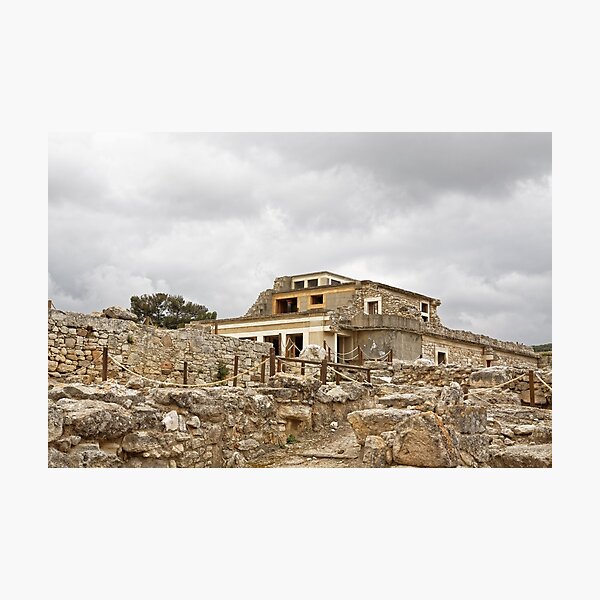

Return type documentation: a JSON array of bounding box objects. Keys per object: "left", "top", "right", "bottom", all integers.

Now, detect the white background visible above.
[{"left": 1, "top": 1, "right": 597, "bottom": 598}]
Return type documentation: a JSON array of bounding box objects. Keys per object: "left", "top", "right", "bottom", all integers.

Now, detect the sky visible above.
[{"left": 48, "top": 132, "right": 551, "bottom": 345}]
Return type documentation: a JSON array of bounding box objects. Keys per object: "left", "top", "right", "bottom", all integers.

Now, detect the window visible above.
[
  {"left": 330, "top": 279, "right": 340, "bottom": 286},
  {"left": 364, "top": 296, "right": 382, "bottom": 315},
  {"left": 421, "top": 301, "right": 430, "bottom": 323},
  {"left": 437, "top": 350, "right": 448, "bottom": 365},
  {"left": 294, "top": 281, "right": 305, "bottom": 290},
  {"left": 367, "top": 301, "right": 379, "bottom": 315},
  {"left": 307, "top": 278, "right": 319, "bottom": 288},
  {"left": 275, "top": 297, "right": 298, "bottom": 314},
  {"left": 310, "top": 294, "right": 324, "bottom": 305}
]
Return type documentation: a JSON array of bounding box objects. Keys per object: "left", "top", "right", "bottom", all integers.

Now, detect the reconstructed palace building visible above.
[{"left": 200, "top": 271, "right": 538, "bottom": 368}]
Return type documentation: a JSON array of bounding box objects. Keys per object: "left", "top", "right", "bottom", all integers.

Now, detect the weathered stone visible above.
[
  {"left": 102, "top": 306, "right": 137, "bottom": 321},
  {"left": 487, "top": 444, "right": 552, "bottom": 468},
  {"left": 237, "top": 438, "right": 260, "bottom": 452},
  {"left": 48, "top": 405, "right": 64, "bottom": 442},
  {"left": 439, "top": 382, "right": 463, "bottom": 405},
  {"left": 363, "top": 435, "right": 388, "bottom": 467},
  {"left": 162, "top": 410, "right": 179, "bottom": 431},
  {"left": 56, "top": 398, "right": 133, "bottom": 439},
  {"left": 392, "top": 411, "right": 459, "bottom": 468},
  {"left": 439, "top": 405, "right": 487, "bottom": 434},
  {"left": 469, "top": 367, "right": 513, "bottom": 388},
  {"left": 347, "top": 408, "right": 418, "bottom": 445},
  {"left": 122, "top": 431, "right": 161, "bottom": 453},
  {"left": 513, "top": 424, "right": 536, "bottom": 436},
  {"left": 48, "top": 447, "right": 82, "bottom": 468}
]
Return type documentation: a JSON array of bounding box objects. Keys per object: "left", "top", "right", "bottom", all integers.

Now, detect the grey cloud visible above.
[{"left": 48, "top": 132, "right": 551, "bottom": 345}]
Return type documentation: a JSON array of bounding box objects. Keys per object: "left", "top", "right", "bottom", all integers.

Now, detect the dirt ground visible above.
[{"left": 247, "top": 421, "right": 366, "bottom": 468}]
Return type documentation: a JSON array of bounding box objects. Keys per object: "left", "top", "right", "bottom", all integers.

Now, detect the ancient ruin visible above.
[{"left": 48, "top": 278, "right": 552, "bottom": 467}]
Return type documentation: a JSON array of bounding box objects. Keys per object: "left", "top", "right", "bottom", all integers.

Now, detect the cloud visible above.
[{"left": 48, "top": 132, "right": 551, "bottom": 344}]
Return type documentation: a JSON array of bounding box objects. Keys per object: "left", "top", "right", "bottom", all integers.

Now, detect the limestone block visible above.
[
  {"left": 347, "top": 408, "right": 418, "bottom": 445},
  {"left": 48, "top": 405, "right": 64, "bottom": 442},
  {"left": 487, "top": 444, "right": 552, "bottom": 468},
  {"left": 439, "top": 405, "right": 487, "bottom": 434},
  {"left": 102, "top": 306, "right": 138, "bottom": 321},
  {"left": 469, "top": 367, "right": 513, "bottom": 388},
  {"left": 392, "top": 411, "right": 459, "bottom": 468},
  {"left": 363, "top": 435, "right": 388, "bottom": 468},
  {"left": 162, "top": 410, "right": 179, "bottom": 431},
  {"left": 56, "top": 397, "right": 134, "bottom": 440}
]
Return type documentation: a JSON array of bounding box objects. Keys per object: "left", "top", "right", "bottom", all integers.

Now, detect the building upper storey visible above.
[{"left": 245, "top": 271, "right": 442, "bottom": 326}]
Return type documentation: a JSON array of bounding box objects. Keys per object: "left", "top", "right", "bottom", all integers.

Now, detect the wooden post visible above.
[
  {"left": 261, "top": 355, "right": 266, "bottom": 384},
  {"left": 320, "top": 357, "right": 328, "bottom": 384},
  {"left": 277, "top": 358, "right": 282, "bottom": 373},
  {"left": 301, "top": 361, "right": 305, "bottom": 375},
  {"left": 328, "top": 347, "right": 332, "bottom": 361},
  {"left": 529, "top": 370, "right": 535, "bottom": 405},
  {"left": 366, "top": 368, "right": 371, "bottom": 384},
  {"left": 214, "top": 322, "right": 218, "bottom": 334},
  {"left": 388, "top": 349, "right": 393, "bottom": 364},
  {"left": 48, "top": 299, "right": 52, "bottom": 310},
  {"left": 358, "top": 347, "right": 363, "bottom": 366},
  {"left": 270, "top": 347, "right": 276, "bottom": 376},
  {"left": 183, "top": 361, "right": 188, "bottom": 385},
  {"left": 233, "top": 355, "right": 239, "bottom": 387},
  {"left": 335, "top": 369, "right": 340, "bottom": 385},
  {"left": 102, "top": 347, "right": 108, "bottom": 382}
]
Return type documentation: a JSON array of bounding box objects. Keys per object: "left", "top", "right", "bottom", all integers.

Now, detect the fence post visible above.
[
  {"left": 366, "top": 368, "right": 371, "bottom": 384},
  {"left": 102, "top": 347, "right": 108, "bottom": 382},
  {"left": 358, "top": 347, "right": 363, "bottom": 366},
  {"left": 335, "top": 369, "right": 340, "bottom": 385},
  {"left": 388, "top": 349, "right": 393, "bottom": 364},
  {"left": 233, "top": 355, "right": 239, "bottom": 387},
  {"left": 320, "top": 357, "right": 328, "bottom": 384},
  {"left": 529, "top": 370, "right": 535, "bottom": 405},
  {"left": 277, "top": 358, "right": 282, "bottom": 373},
  {"left": 261, "top": 355, "right": 266, "bottom": 383},
  {"left": 270, "top": 347, "right": 276, "bottom": 376},
  {"left": 301, "top": 361, "right": 305, "bottom": 376},
  {"left": 183, "top": 361, "right": 188, "bottom": 385}
]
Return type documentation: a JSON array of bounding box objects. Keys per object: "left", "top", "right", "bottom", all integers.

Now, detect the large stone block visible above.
[
  {"left": 392, "top": 411, "right": 459, "bottom": 468},
  {"left": 439, "top": 405, "right": 487, "bottom": 434},
  {"left": 347, "top": 408, "right": 418, "bottom": 445},
  {"left": 487, "top": 444, "right": 552, "bottom": 468},
  {"left": 469, "top": 367, "right": 514, "bottom": 388},
  {"left": 56, "top": 398, "right": 133, "bottom": 440},
  {"left": 363, "top": 435, "right": 388, "bottom": 468}
]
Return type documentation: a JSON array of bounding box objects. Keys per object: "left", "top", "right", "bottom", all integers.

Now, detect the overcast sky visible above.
[{"left": 48, "top": 132, "right": 551, "bottom": 345}]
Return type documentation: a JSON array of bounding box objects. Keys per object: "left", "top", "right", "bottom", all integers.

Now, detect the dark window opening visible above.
[
  {"left": 330, "top": 279, "right": 340, "bottom": 286},
  {"left": 437, "top": 352, "right": 447, "bottom": 365},
  {"left": 264, "top": 335, "right": 281, "bottom": 355},
  {"left": 421, "top": 302, "right": 429, "bottom": 314},
  {"left": 486, "top": 359, "right": 492, "bottom": 367},
  {"left": 275, "top": 298, "right": 298, "bottom": 314},
  {"left": 310, "top": 294, "right": 324, "bottom": 305},
  {"left": 422, "top": 315, "right": 429, "bottom": 322},
  {"left": 307, "top": 278, "right": 318, "bottom": 288},
  {"left": 294, "top": 281, "right": 305, "bottom": 289},
  {"left": 367, "top": 301, "right": 379, "bottom": 315}
]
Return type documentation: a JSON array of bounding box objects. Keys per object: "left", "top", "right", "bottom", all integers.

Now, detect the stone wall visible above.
[
  {"left": 48, "top": 310, "right": 272, "bottom": 387},
  {"left": 48, "top": 375, "right": 376, "bottom": 468},
  {"left": 392, "top": 364, "right": 552, "bottom": 406},
  {"left": 422, "top": 328, "right": 538, "bottom": 368}
]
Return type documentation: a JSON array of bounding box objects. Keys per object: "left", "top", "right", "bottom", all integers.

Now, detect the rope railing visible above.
[
  {"left": 107, "top": 352, "right": 270, "bottom": 388},
  {"left": 535, "top": 372, "right": 553, "bottom": 391}
]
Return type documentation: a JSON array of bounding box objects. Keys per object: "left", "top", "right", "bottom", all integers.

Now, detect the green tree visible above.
[{"left": 130, "top": 293, "right": 217, "bottom": 328}]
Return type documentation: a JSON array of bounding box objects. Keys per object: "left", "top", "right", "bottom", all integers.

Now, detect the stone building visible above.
[{"left": 198, "top": 271, "right": 539, "bottom": 368}]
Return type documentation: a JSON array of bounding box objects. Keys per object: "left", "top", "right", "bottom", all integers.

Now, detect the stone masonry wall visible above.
[
  {"left": 393, "top": 364, "right": 552, "bottom": 406},
  {"left": 48, "top": 310, "right": 272, "bottom": 387},
  {"left": 48, "top": 375, "right": 376, "bottom": 468}
]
